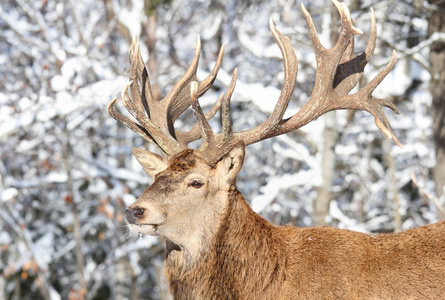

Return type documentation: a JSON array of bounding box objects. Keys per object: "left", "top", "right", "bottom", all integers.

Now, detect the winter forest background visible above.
[{"left": 1, "top": 0, "right": 445, "bottom": 299}]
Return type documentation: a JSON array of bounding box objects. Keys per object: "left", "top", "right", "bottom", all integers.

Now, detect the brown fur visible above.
[
  {"left": 128, "top": 149, "right": 445, "bottom": 299},
  {"left": 164, "top": 187, "right": 445, "bottom": 299}
]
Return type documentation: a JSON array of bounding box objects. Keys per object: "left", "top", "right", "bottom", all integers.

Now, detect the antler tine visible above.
[
  {"left": 263, "top": 19, "right": 298, "bottom": 129},
  {"left": 173, "top": 43, "right": 225, "bottom": 123},
  {"left": 175, "top": 64, "right": 234, "bottom": 148},
  {"left": 190, "top": 81, "right": 215, "bottom": 151},
  {"left": 365, "top": 8, "right": 378, "bottom": 61},
  {"left": 221, "top": 68, "right": 238, "bottom": 143},
  {"left": 196, "top": 44, "right": 225, "bottom": 99},
  {"left": 194, "top": 69, "right": 241, "bottom": 166},
  {"left": 352, "top": 50, "right": 402, "bottom": 147},
  {"left": 176, "top": 92, "right": 224, "bottom": 146},
  {"left": 129, "top": 37, "right": 155, "bottom": 117},
  {"left": 163, "top": 36, "right": 202, "bottom": 123},
  {"left": 233, "top": 19, "right": 298, "bottom": 146},
  {"left": 333, "top": 8, "right": 377, "bottom": 93},
  {"left": 107, "top": 97, "right": 155, "bottom": 143},
  {"left": 302, "top": 0, "right": 363, "bottom": 94},
  {"left": 165, "top": 37, "right": 225, "bottom": 123}
]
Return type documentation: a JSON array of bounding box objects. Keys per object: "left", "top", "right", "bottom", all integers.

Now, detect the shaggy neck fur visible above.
[{"left": 164, "top": 185, "right": 290, "bottom": 300}]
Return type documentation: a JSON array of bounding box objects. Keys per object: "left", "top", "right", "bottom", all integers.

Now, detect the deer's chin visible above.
[{"left": 128, "top": 224, "right": 159, "bottom": 236}]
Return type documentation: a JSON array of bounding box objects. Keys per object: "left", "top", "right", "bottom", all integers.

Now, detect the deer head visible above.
[
  {"left": 123, "top": 145, "right": 245, "bottom": 261},
  {"left": 108, "top": 0, "right": 401, "bottom": 277}
]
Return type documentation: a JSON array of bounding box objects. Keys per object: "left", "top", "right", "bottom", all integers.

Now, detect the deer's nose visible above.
[{"left": 125, "top": 207, "right": 145, "bottom": 224}]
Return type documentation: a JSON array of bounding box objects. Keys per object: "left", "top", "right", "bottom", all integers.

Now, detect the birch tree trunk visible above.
[{"left": 428, "top": 0, "right": 445, "bottom": 219}]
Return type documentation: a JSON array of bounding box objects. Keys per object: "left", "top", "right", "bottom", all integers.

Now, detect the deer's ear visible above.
[
  {"left": 216, "top": 141, "right": 245, "bottom": 186},
  {"left": 132, "top": 148, "right": 167, "bottom": 178}
]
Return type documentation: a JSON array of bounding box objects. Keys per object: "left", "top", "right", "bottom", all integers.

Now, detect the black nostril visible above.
[{"left": 125, "top": 207, "right": 145, "bottom": 224}]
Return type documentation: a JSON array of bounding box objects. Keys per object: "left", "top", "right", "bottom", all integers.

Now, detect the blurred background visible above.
[{"left": 1, "top": 0, "right": 444, "bottom": 299}]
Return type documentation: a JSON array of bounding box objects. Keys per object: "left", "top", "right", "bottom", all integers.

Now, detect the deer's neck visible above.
[{"left": 165, "top": 186, "right": 289, "bottom": 299}]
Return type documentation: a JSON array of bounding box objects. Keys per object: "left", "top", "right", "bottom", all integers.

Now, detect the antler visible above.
[
  {"left": 109, "top": 0, "right": 401, "bottom": 167},
  {"left": 190, "top": 0, "right": 400, "bottom": 166},
  {"left": 107, "top": 36, "right": 225, "bottom": 156},
  {"left": 267, "top": 1, "right": 400, "bottom": 146},
  {"left": 236, "top": 1, "right": 400, "bottom": 146}
]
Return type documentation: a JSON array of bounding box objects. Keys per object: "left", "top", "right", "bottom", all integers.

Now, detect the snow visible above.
[
  {"left": 252, "top": 170, "right": 315, "bottom": 212},
  {"left": 1, "top": 188, "right": 18, "bottom": 202},
  {"left": 123, "top": 193, "right": 137, "bottom": 207},
  {"left": 49, "top": 286, "right": 61, "bottom": 300},
  {"left": 117, "top": 1, "right": 145, "bottom": 38},
  {"left": 0, "top": 231, "right": 12, "bottom": 244}
]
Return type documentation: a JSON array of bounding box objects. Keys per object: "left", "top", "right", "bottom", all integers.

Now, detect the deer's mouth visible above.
[{"left": 128, "top": 223, "right": 160, "bottom": 236}]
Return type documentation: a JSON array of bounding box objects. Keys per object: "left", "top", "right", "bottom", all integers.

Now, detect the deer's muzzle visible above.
[{"left": 126, "top": 207, "right": 144, "bottom": 224}]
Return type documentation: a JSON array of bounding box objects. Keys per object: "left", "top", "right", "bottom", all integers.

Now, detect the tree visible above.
[{"left": 429, "top": 0, "right": 445, "bottom": 219}]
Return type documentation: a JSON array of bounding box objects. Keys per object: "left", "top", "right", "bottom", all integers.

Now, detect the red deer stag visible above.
[{"left": 108, "top": 1, "right": 445, "bottom": 299}]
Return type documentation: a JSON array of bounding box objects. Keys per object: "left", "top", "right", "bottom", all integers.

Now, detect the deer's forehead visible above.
[
  {"left": 166, "top": 150, "right": 212, "bottom": 173},
  {"left": 152, "top": 152, "right": 215, "bottom": 188},
  {"left": 155, "top": 159, "right": 212, "bottom": 187}
]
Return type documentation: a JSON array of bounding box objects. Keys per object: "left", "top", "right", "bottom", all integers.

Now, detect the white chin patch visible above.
[{"left": 128, "top": 224, "right": 158, "bottom": 235}]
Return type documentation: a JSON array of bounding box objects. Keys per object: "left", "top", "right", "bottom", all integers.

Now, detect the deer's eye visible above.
[{"left": 189, "top": 179, "right": 203, "bottom": 189}]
